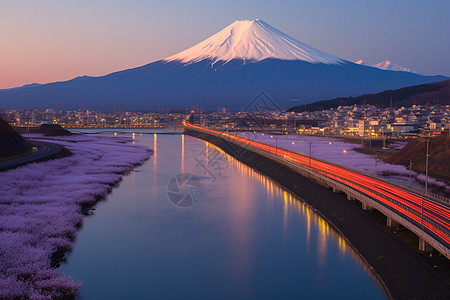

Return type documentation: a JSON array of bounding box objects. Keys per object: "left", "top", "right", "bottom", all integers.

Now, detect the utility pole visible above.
[
  {"left": 425, "top": 137, "right": 430, "bottom": 195},
  {"left": 421, "top": 134, "right": 430, "bottom": 230},
  {"left": 421, "top": 191, "right": 424, "bottom": 230},
  {"left": 409, "top": 158, "right": 413, "bottom": 186},
  {"left": 374, "top": 154, "right": 378, "bottom": 176},
  {"left": 294, "top": 118, "right": 297, "bottom": 134},
  {"left": 275, "top": 137, "right": 278, "bottom": 155},
  {"left": 309, "top": 142, "right": 312, "bottom": 170}
]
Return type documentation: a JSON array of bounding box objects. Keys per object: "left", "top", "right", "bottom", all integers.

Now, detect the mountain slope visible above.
[
  {"left": 288, "top": 79, "right": 450, "bottom": 112},
  {"left": 0, "top": 19, "right": 446, "bottom": 111}
]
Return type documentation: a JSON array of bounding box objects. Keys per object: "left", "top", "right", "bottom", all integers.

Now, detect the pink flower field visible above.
[{"left": 0, "top": 134, "right": 151, "bottom": 299}]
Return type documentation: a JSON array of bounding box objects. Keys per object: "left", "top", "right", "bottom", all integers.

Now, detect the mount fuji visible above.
[{"left": 0, "top": 19, "right": 446, "bottom": 111}]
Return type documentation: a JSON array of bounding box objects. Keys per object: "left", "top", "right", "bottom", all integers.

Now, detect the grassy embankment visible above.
[{"left": 379, "top": 135, "right": 450, "bottom": 185}]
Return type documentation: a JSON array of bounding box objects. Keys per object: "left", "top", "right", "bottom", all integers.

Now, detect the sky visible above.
[{"left": 1, "top": 0, "right": 449, "bottom": 89}]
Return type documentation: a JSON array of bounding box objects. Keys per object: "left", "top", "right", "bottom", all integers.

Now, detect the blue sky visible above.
[{"left": 1, "top": 0, "right": 449, "bottom": 88}]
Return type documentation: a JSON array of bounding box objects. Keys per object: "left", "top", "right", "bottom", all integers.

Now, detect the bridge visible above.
[{"left": 185, "top": 121, "right": 450, "bottom": 259}]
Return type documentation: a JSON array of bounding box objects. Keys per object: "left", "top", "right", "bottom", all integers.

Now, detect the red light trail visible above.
[{"left": 185, "top": 122, "right": 450, "bottom": 248}]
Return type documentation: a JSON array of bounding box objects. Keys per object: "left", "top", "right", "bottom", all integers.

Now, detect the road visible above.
[
  {"left": 0, "top": 140, "right": 63, "bottom": 171},
  {"left": 185, "top": 121, "right": 450, "bottom": 252}
]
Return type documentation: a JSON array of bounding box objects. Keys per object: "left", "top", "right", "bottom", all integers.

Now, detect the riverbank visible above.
[
  {"left": 0, "top": 134, "right": 152, "bottom": 299},
  {"left": 186, "top": 129, "right": 450, "bottom": 299}
]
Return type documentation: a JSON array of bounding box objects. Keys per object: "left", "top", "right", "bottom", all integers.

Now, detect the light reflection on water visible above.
[
  {"left": 208, "top": 141, "right": 360, "bottom": 271},
  {"left": 60, "top": 132, "right": 386, "bottom": 299}
]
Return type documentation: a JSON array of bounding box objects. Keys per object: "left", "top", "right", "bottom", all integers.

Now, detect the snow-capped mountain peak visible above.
[
  {"left": 372, "top": 60, "right": 422, "bottom": 74},
  {"left": 355, "top": 59, "right": 368, "bottom": 65},
  {"left": 164, "top": 19, "right": 344, "bottom": 65},
  {"left": 355, "top": 59, "right": 421, "bottom": 74},
  {"left": 374, "top": 60, "right": 393, "bottom": 69}
]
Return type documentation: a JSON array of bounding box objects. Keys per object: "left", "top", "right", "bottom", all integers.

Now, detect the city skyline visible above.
[{"left": 2, "top": 0, "right": 450, "bottom": 89}]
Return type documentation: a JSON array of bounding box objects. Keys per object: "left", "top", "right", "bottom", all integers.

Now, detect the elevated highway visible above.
[{"left": 185, "top": 122, "right": 450, "bottom": 259}]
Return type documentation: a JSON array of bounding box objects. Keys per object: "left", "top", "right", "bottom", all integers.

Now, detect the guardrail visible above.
[
  {"left": 369, "top": 172, "right": 450, "bottom": 206},
  {"left": 185, "top": 122, "right": 450, "bottom": 259}
]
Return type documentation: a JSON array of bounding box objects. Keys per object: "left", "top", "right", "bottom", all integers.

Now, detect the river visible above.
[{"left": 60, "top": 131, "right": 386, "bottom": 299}]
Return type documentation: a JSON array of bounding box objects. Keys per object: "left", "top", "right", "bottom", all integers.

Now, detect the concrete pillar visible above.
[
  {"left": 386, "top": 217, "right": 399, "bottom": 227},
  {"left": 347, "top": 194, "right": 354, "bottom": 201},
  {"left": 361, "top": 202, "right": 373, "bottom": 211},
  {"left": 419, "top": 238, "right": 433, "bottom": 252},
  {"left": 332, "top": 187, "right": 338, "bottom": 193}
]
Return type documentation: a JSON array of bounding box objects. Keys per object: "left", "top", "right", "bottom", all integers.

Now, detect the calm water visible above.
[{"left": 60, "top": 132, "right": 386, "bottom": 299}]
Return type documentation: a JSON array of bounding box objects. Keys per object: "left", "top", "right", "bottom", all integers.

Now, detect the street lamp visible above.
[
  {"left": 275, "top": 137, "right": 278, "bottom": 155},
  {"left": 421, "top": 132, "right": 431, "bottom": 230},
  {"left": 374, "top": 153, "right": 378, "bottom": 176},
  {"left": 309, "top": 142, "right": 312, "bottom": 170},
  {"left": 425, "top": 137, "right": 430, "bottom": 196},
  {"left": 409, "top": 158, "right": 413, "bottom": 186}
]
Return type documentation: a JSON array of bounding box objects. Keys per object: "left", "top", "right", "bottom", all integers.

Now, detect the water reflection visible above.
[
  {"left": 202, "top": 139, "right": 377, "bottom": 283},
  {"left": 60, "top": 133, "right": 385, "bottom": 299},
  {"left": 181, "top": 134, "right": 184, "bottom": 174},
  {"left": 153, "top": 133, "right": 157, "bottom": 167}
]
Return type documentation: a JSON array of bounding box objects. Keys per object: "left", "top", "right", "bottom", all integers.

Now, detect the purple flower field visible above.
[
  {"left": 0, "top": 134, "right": 151, "bottom": 299},
  {"left": 237, "top": 132, "right": 450, "bottom": 194}
]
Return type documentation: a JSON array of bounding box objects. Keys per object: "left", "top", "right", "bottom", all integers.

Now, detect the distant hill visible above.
[
  {"left": 0, "top": 117, "right": 31, "bottom": 159},
  {"left": 38, "top": 124, "right": 72, "bottom": 136},
  {"left": 288, "top": 79, "right": 450, "bottom": 112},
  {"left": 0, "top": 82, "right": 42, "bottom": 91},
  {"left": 14, "top": 124, "right": 72, "bottom": 136}
]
